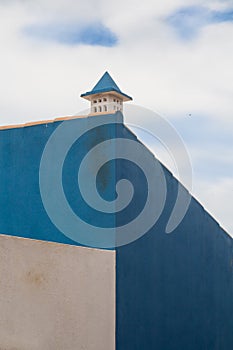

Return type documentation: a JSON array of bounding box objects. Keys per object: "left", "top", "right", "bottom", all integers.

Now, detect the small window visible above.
[
  {"left": 104, "top": 105, "right": 107, "bottom": 112},
  {"left": 93, "top": 100, "right": 97, "bottom": 104},
  {"left": 98, "top": 99, "right": 102, "bottom": 103},
  {"left": 99, "top": 106, "right": 102, "bottom": 112},
  {"left": 103, "top": 98, "right": 107, "bottom": 102},
  {"left": 113, "top": 99, "right": 116, "bottom": 102},
  {"left": 94, "top": 107, "right": 97, "bottom": 113}
]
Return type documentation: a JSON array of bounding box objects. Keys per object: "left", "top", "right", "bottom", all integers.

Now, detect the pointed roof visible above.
[
  {"left": 92, "top": 72, "right": 120, "bottom": 92},
  {"left": 81, "top": 72, "right": 132, "bottom": 101}
]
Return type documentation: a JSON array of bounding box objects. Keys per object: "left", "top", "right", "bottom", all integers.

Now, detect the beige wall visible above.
[{"left": 0, "top": 234, "right": 115, "bottom": 350}]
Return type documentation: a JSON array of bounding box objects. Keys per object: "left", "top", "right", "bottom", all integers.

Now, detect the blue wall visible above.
[
  {"left": 116, "top": 127, "right": 233, "bottom": 349},
  {"left": 0, "top": 115, "right": 119, "bottom": 247}
]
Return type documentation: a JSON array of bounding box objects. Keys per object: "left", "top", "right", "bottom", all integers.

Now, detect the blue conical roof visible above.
[
  {"left": 92, "top": 72, "right": 121, "bottom": 93},
  {"left": 81, "top": 72, "right": 132, "bottom": 101}
]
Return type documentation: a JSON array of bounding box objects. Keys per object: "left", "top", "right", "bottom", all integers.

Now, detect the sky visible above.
[{"left": 0, "top": 0, "right": 232, "bottom": 236}]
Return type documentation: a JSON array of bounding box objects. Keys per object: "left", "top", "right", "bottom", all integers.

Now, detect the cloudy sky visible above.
[{"left": 0, "top": 0, "right": 232, "bottom": 236}]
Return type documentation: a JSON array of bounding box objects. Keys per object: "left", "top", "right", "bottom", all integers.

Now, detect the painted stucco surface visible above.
[
  {"left": 116, "top": 144, "right": 233, "bottom": 350},
  {"left": 0, "top": 234, "right": 115, "bottom": 350},
  {"left": 0, "top": 114, "right": 118, "bottom": 247}
]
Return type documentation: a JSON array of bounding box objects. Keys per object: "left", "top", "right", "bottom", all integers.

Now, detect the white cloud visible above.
[{"left": 0, "top": 0, "right": 233, "bottom": 123}]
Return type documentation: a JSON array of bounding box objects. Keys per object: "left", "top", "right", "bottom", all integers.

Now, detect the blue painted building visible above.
[{"left": 0, "top": 73, "right": 232, "bottom": 349}]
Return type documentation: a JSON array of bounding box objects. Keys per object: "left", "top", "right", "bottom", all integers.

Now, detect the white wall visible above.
[
  {"left": 91, "top": 94, "right": 123, "bottom": 113},
  {"left": 0, "top": 234, "right": 115, "bottom": 350}
]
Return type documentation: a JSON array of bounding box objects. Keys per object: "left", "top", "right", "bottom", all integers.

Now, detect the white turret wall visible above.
[{"left": 91, "top": 94, "right": 123, "bottom": 114}]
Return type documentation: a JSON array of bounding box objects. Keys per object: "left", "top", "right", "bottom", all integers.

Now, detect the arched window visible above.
[
  {"left": 103, "top": 98, "right": 107, "bottom": 102},
  {"left": 99, "top": 106, "right": 102, "bottom": 112},
  {"left": 94, "top": 107, "right": 97, "bottom": 113},
  {"left": 93, "top": 100, "right": 97, "bottom": 104},
  {"left": 104, "top": 105, "right": 107, "bottom": 112},
  {"left": 98, "top": 99, "right": 102, "bottom": 103}
]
